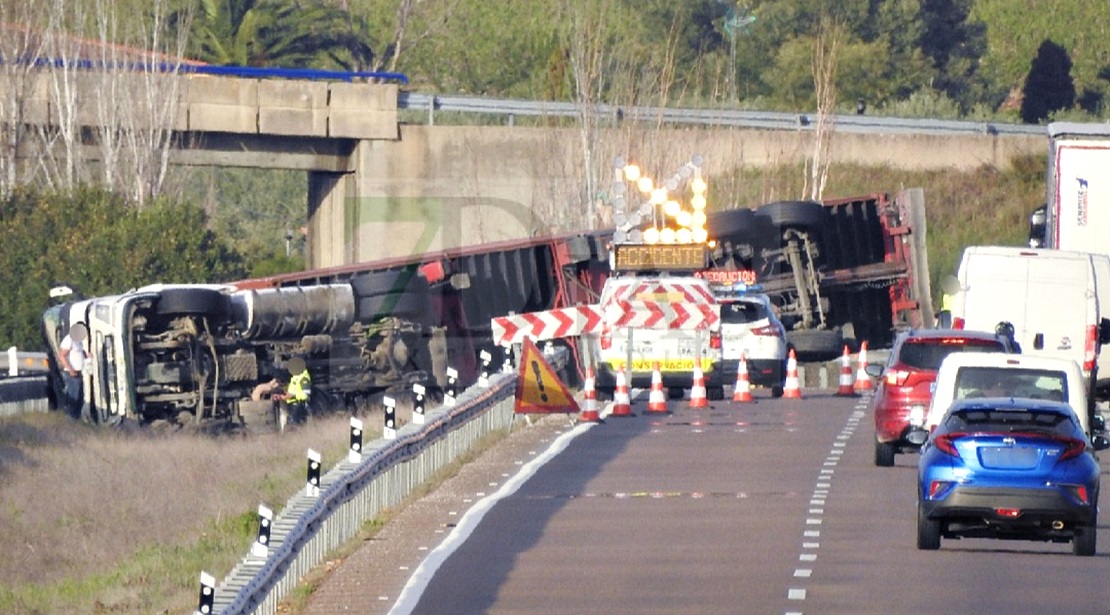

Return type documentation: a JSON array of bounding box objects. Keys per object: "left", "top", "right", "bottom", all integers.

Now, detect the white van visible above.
[
  {"left": 587, "top": 274, "right": 724, "bottom": 399},
  {"left": 947, "top": 246, "right": 1110, "bottom": 395},
  {"left": 926, "top": 352, "right": 1093, "bottom": 436}
]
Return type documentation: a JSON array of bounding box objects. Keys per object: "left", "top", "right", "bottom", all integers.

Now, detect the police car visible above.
[{"left": 713, "top": 282, "right": 789, "bottom": 397}]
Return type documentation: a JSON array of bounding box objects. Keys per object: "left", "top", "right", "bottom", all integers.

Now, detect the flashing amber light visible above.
[
  {"left": 660, "top": 228, "right": 677, "bottom": 244},
  {"left": 643, "top": 227, "right": 660, "bottom": 244}
]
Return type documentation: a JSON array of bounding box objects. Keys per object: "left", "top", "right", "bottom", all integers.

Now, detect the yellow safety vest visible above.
[
  {"left": 940, "top": 293, "right": 954, "bottom": 312},
  {"left": 287, "top": 370, "right": 312, "bottom": 402}
]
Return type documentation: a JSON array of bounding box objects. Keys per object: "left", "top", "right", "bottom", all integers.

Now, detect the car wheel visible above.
[
  {"left": 1073, "top": 520, "right": 1097, "bottom": 556},
  {"left": 707, "top": 386, "right": 725, "bottom": 401},
  {"left": 917, "top": 504, "right": 941, "bottom": 550},
  {"left": 667, "top": 387, "right": 685, "bottom": 400},
  {"left": 874, "top": 440, "right": 896, "bottom": 467}
]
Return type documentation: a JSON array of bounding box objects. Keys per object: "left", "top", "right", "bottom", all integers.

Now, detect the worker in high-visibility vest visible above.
[{"left": 274, "top": 357, "right": 312, "bottom": 430}]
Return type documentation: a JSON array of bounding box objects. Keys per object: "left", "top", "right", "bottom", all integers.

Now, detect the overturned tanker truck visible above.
[{"left": 40, "top": 190, "right": 928, "bottom": 428}]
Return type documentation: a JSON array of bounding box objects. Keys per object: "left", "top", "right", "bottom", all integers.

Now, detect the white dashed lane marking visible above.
[{"left": 784, "top": 399, "right": 867, "bottom": 614}]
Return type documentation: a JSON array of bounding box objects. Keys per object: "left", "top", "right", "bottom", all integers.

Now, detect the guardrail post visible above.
[
  {"left": 194, "top": 571, "right": 215, "bottom": 615},
  {"left": 479, "top": 350, "right": 492, "bottom": 387},
  {"left": 6, "top": 346, "right": 16, "bottom": 377},
  {"left": 412, "top": 383, "right": 426, "bottom": 425},
  {"left": 383, "top": 396, "right": 397, "bottom": 440},
  {"left": 445, "top": 368, "right": 458, "bottom": 406},
  {"left": 306, "top": 449, "right": 321, "bottom": 497},
  {"left": 349, "top": 417, "right": 363, "bottom": 463},
  {"left": 251, "top": 504, "right": 273, "bottom": 558}
]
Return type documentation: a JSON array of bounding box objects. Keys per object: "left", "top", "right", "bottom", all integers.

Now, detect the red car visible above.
[{"left": 868, "top": 328, "right": 1019, "bottom": 467}]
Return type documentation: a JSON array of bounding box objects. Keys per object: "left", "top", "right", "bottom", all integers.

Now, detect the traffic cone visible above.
[
  {"left": 733, "top": 353, "right": 753, "bottom": 402},
  {"left": 689, "top": 364, "right": 708, "bottom": 408},
  {"left": 854, "top": 341, "right": 874, "bottom": 392},
  {"left": 579, "top": 367, "right": 601, "bottom": 423},
  {"left": 836, "top": 345, "right": 857, "bottom": 396},
  {"left": 647, "top": 362, "right": 668, "bottom": 413},
  {"left": 611, "top": 364, "right": 633, "bottom": 417},
  {"left": 783, "top": 348, "right": 802, "bottom": 399}
]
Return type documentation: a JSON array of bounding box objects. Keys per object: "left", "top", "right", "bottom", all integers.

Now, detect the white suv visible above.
[{"left": 717, "top": 292, "right": 789, "bottom": 397}]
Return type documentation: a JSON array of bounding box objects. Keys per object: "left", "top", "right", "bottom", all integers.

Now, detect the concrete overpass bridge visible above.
[{"left": 10, "top": 66, "right": 1046, "bottom": 269}]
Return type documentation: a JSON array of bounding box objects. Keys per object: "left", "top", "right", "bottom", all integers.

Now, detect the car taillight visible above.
[
  {"left": 885, "top": 369, "right": 910, "bottom": 387},
  {"left": 934, "top": 433, "right": 964, "bottom": 458},
  {"left": 600, "top": 329, "right": 612, "bottom": 350},
  {"left": 710, "top": 330, "right": 721, "bottom": 349},
  {"left": 1057, "top": 437, "right": 1087, "bottom": 461},
  {"left": 1084, "top": 324, "right": 1097, "bottom": 373},
  {"left": 952, "top": 317, "right": 965, "bottom": 330}
]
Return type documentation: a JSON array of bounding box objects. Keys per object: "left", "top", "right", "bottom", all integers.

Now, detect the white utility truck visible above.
[{"left": 947, "top": 246, "right": 1110, "bottom": 405}]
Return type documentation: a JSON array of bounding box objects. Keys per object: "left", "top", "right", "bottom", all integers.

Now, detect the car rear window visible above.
[
  {"left": 897, "top": 338, "right": 1006, "bottom": 370},
  {"left": 945, "top": 407, "right": 1076, "bottom": 436},
  {"left": 952, "top": 367, "right": 1068, "bottom": 402},
  {"left": 721, "top": 301, "right": 768, "bottom": 325}
]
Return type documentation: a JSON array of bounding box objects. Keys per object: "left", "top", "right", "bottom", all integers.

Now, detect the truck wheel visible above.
[
  {"left": 154, "top": 288, "right": 230, "bottom": 318},
  {"left": 708, "top": 207, "right": 760, "bottom": 240},
  {"left": 786, "top": 329, "right": 844, "bottom": 362},
  {"left": 756, "top": 200, "right": 827, "bottom": 232}
]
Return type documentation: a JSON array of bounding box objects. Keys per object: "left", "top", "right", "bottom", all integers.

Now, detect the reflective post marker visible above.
[
  {"left": 251, "top": 504, "right": 272, "bottom": 558},
  {"left": 445, "top": 367, "right": 458, "bottom": 406},
  {"left": 349, "top": 417, "right": 363, "bottom": 464},
  {"left": 479, "top": 349, "right": 492, "bottom": 387},
  {"left": 306, "top": 448, "right": 321, "bottom": 497},
  {"left": 384, "top": 396, "right": 397, "bottom": 439},
  {"left": 194, "top": 571, "right": 215, "bottom": 615},
  {"left": 412, "top": 383, "right": 426, "bottom": 425}
]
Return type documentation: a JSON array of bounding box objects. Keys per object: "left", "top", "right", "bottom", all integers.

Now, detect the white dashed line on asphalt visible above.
[{"left": 783, "top": 399, "right": 867, "bottom": 615}]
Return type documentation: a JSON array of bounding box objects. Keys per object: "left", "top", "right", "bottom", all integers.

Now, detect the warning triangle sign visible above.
[{"left": 514, "top": 338, "right": 580, "bottom": 415}]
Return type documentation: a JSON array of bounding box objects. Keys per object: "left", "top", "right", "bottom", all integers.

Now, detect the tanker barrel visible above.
[{"left": 234, "top": 284, "right": 356, "bottom": 340}]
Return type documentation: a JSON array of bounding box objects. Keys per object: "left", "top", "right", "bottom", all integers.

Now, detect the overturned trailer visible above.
[{"left": 40, "top": 189, "right": 928, "bottom": 428}]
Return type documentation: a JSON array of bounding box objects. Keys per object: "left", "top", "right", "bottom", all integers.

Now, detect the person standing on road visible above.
[{"left": 57, "top": 323, "right": 89, "bottom": 421}]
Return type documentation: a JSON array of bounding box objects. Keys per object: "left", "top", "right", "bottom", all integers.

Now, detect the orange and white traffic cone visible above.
[
  {"left": 689, "top": 364, "right": 709, "bottom": 408},
  {"left": 854, "top": 341, "right": 874, "bottom": 393},
  {"left": 783, "top": 348, "right": 802, "bottom": 399},
  {"left": 733, "top": 353, "right": 753, "bottom": 403},
  {"left": 579, "top": 367, "right": 601, "bottom": 422},
  {"left": 836, "top": 345, "right": 857, "bottom": 397},
  {"left": 647, "top": 362, "right": 668, "bottom": 413},
  {"left": 611, "top": 364, "right": 633, "bottom": 417}
]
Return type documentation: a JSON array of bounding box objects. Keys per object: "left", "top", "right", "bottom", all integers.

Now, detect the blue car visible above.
[{"left": 915, "top": 397, "right": 1110, "bottom": 556}]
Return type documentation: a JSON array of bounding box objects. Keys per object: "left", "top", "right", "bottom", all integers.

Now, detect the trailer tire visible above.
[
  {"left": 756, "top": 200, "right": 827, "bottom": 232},
  {"left": 154, "top": 288, "right": 230, "bottom": 318},
  {"left": 787, "top": 329, "right": 844, "bottom": 362},
  {"left": 708, "top": 207, "right": 760, "bottom": 239}
]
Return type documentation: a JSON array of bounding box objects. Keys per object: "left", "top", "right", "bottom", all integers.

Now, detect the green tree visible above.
[
  {"left": 0, "top": 187, "right": 248, "bottom": 349},
  {"left": 182, "top": 0, "right": 373, "bottom": 69},
  {"left": 1021, "top": 40, "right": 1076, "bottom": 124}
]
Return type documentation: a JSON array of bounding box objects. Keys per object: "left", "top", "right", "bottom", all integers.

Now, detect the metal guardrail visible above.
[
  {"left": 0, "top": 376, "right": 49, "bottom": 417},
  {"left": 398, "top": 91, "right": 1047, "bottom": 137},
  {"left": 213, "top": 350, "right": 567, "bottom": 615}
]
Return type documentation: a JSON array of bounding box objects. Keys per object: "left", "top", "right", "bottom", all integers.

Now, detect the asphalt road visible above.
[{"left": 311, "top": 390, "right": 1110, "bottom": 614}]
